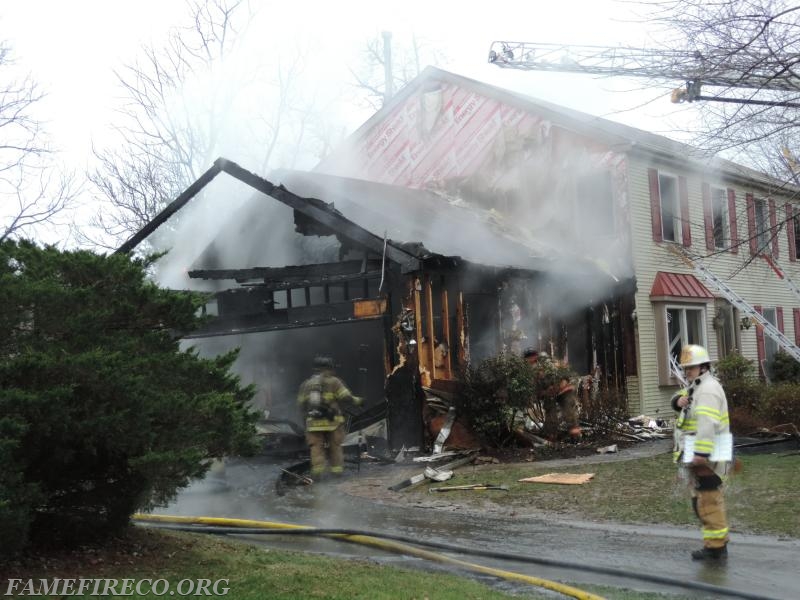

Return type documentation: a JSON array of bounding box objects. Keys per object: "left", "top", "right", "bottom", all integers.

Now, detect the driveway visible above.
[{"left": 160, "top": 440, "right": 798, "bottom": 600}]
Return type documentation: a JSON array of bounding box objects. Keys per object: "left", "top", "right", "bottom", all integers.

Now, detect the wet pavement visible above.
[{"left": 155, "top": 442, "right": 799, "bottom": 600}]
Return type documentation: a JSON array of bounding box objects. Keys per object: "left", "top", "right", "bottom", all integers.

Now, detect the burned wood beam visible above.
[
  {"left": 441, "top": 288, "right": 452, "bottom": 379},
  {"left": 183, "top": 315, "right": 385, "bottom": 339},
  {"left": 115, "top": 163, "right": 223, "bottom": 254},
  {"left": 215, "top": 158, "right": 420, "bottom": 272},
  {"left": 188, "top": 259, "right": 383, "bottom": 281},
  {"left": 424, "top": 274, "right": 436, "bottom": 380}
]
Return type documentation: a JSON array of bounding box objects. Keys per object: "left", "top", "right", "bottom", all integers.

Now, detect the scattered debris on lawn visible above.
[
  {"left": 735, "top": 424, "right": 800, "bottom": 454},
  {"left": 424, "top": 466, "right": 454, "bottom": 482},
  {"left": 596, "top": 444, "right": 618, "bottom": 454},
  {"left": 413, "top": 450, "right": 463, "bottom": 462},
  {"left": 581, "top": 415, "right": 671, "bottom": 443},
  {"left": 429, "top": 483, "right": 509, "bottom": 493},
  {"left": 518, "top": 473, "right": 595, "bottom": 485},
  {"left": 388, "top": 451, "right": 478, "bottom": 491},
  {"left": 280, "top": 468, "right": 312, "bottom": 486}
]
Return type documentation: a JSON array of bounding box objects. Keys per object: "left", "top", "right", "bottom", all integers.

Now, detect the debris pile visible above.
[{"left": 579, "top": 415, "right": 672, "bottom": 444}]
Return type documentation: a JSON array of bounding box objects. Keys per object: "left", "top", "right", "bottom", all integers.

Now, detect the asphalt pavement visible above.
[{"left": 157, "top": 440, "right": 799, "bottom": 600}]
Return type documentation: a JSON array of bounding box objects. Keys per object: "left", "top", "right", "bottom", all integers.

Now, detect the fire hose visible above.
[
  {"left": 133, "top": 514, "right": 780, "bottom": 600},
  {"left": 133, "top": 514, "right": 603, "bottom": 600}
]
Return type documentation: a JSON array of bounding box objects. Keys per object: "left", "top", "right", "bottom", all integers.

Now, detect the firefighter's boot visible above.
[{"left": 691, "top": 545, "right": 728, "bottom": 561}]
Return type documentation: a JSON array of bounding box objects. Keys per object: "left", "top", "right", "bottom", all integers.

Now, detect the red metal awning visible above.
[{"left": 649, "top": 272, "right": 714, "bottom": 299}]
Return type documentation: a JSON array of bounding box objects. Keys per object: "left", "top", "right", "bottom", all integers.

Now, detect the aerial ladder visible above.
[{"left": 488, "top": 41, "right": 800, "bottom": 108}]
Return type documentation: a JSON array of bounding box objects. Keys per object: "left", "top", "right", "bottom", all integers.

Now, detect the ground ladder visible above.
[
  {"left": 671, "top": 246, "right": 800, "bottom": 363},
  {"left": 763, "top": 255, "right": 800, "bottom": 303}
]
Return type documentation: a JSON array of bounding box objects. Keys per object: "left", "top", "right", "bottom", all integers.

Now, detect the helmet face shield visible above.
[{"left": 678, "top": 344, "right": 711, "bottom": 368}]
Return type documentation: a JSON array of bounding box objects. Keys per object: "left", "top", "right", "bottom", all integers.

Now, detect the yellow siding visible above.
[{"left": 625, "top": 155, "right": 800, "bottom": 418}]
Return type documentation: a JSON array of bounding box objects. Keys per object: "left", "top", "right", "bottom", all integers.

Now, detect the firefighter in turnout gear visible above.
[
  {"left": 297, "top": 356, "right": 362, "bottom": 478},
  {"left": 672, "top": 344, "right": 732, "bottom": 561},
  {"left": 523, "top": 348, "right": 581, "bottom": 440}
]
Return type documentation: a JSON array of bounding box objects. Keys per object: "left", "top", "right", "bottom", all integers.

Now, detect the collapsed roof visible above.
[{"left": 117, "top": 158, "right": 612, "bottom": 283}]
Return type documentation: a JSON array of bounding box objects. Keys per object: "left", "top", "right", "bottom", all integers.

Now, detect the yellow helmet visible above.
[{"left": 678, "top": 344, "right": 711, "bottom": 367}]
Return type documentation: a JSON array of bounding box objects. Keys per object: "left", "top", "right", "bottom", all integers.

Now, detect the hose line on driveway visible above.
[
  {"left": 133, "top": 514, "right": 780, "bottom": 600},
  {"left": 134, "top": 513, "right": 604, "bottom": 600}
]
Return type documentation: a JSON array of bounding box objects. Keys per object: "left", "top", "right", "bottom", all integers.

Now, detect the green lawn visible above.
[
  {"left": 413, "top": 452, "right": 800, "bottom": 538},
  {"left": 5, "top": 452, "right": 794, "bottom": 599},
  {"left": 1, "top": 528, "right": 696, "bottom": 600}
]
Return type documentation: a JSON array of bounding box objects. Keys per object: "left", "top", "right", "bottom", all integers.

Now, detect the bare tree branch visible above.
[
  {"left": 0, "top": 42, "right": 79, "bottom": 243},
  {"left": 640, "top": 0, "right": 800, "bottom": 181},
  {"left": 86, "top": 0, "right": 331, "bottom": 249},
  {"left": 350, "top": 31, "right": 447, "bottom": 109}
]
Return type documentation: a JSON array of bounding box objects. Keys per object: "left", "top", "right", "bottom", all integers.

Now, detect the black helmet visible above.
[
  {"left": 523, "top": 347, "right": 539, "bottom": 359},
  {"left": 313, "top": 355, "right": 334, "bottom": 369}
]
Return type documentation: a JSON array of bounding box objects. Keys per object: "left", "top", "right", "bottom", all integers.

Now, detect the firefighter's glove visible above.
[
  {"left": 353, "top": 396, "right": 364, "bottom": 407},
  {"left": 671, "top": 388, "right": 689, "bottom": 411}
]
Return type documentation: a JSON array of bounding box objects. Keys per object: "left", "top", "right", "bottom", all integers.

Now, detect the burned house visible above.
[
  {"left": 119, "top": 158, "right": 631, "bottom": 451},
  {"left": 120, "top": 66, "right": 800, "bottom": 442},
  {"left": 312, "top": 66, "right": 800, "bottom": 419}
]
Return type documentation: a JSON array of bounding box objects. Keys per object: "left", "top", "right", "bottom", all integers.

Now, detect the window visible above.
[
  {"left": 658, "top": 174, "right": 681, "bottom": 243},
  {"left": 667, "top": 306, "right": 706, "bottom": 367},
  {"left": 763, "top": 307, "right": 778, "bottom": 376},
  {"left": 711, "top": 187, "right": 729, "bottom": 249},
  {"left": 272, "top": 290, "right": 288, "bottom": 309},
  {"left": 655, "top": 301, "right": 709, "bottom": 385},
  {"left": 755, "top": 199, "right": 769, "bottom": 251},
  {"left": 576, "top": 172, "right": 615, "bottom": 237},
  {"left": 793, "top": 208, "right": 800, "bottom": 259}
]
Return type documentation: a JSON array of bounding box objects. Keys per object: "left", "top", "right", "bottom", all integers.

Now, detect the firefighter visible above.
[
  {"left": 672, "top": 344, "right": 731, "bottom": 561},
  {"left": 297, "top": 356, "right": 362, "bottom": 478},
  {"left": 523, "top": 348, "right": 581, "bottom": 440}
]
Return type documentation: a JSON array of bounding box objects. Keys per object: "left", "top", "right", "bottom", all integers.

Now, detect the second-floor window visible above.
[
  {"left": 755, "top": 198, "right": 769, "bottom": 251},
  {"left": 793, "top": 207, "right": 800, "bottom": 258},
  {"left": 659, "top": 173, "right": 681, "bottom": 243},
  {"left": 711, "top": 186, "right": 729, "bottom": 249}
]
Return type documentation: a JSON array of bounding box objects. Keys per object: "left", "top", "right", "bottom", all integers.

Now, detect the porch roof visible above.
[{"left": 649, "top": 271, "right": 714, "bottom": 300}]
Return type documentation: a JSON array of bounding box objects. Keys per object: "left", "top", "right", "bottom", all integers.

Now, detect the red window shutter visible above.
[
  {"left": 794, "top": 308, "right": 800, "bottom": 345},
  {"left": 679, "top": 176, "right": 691, "bottom": 247},
  {"left": 777, "top": 307, "right": 785, "bottom": 333},
  {"left": 769, "top": 199, "right": 779, "bottom": 258},
  {"left": 702, "top": 182, "right": 714, "bottom": 251},
  {"left": 648, "top": 169, "right": 663, "bottom": 242},
  {"left": 727, "top": 188, "right": 738, "bottom": 254},
  {"left": 787, "top": 204, "right": 797, "bottom": 262},
  {"left": 754, "top": 305, "right": 765, "bottom": 378},
  {"left": 746, "top": 193, "right": 757, "bottom": 256}
]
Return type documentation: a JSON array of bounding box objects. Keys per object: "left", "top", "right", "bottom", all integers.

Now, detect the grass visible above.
[
  {"left": 1, "top": 528, "right": 531, "bottom": 600},
  {"left": 3, "top": 452, "right": 794, "bottom": 599},
  {"left": 0, "top": 528, "right": 694, "bottom": 600},
  {"left": 413, "top": 451, "right": 800, "bottom": 538}
]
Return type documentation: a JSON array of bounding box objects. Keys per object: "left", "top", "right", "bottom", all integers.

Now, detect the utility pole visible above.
[{"left": 382, "top": 31, "right": 394, "bottom": 106}]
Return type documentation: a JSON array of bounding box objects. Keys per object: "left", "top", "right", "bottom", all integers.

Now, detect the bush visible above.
[
  {"left": 769, "top": 350, "right": 800, "bottom": 384},
  {"left": 715, "top": 351, "right": 756, "bottom": 385},
  {"left": 0, "top": 241, "right": 258, "bottom": 555},
  {"left": 579, "top": 383, "right": 628, "bottom": 427},
  {"left": 454, "top": 353, "right": 536, "bottom": 447},
  {"left": 759, "top": 383, "right": 800, "bottom": 426}
]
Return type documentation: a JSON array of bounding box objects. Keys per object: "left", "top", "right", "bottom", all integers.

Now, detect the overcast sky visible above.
[{"left": 1, "top": 0, "right": 697, "bottom": 167}]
